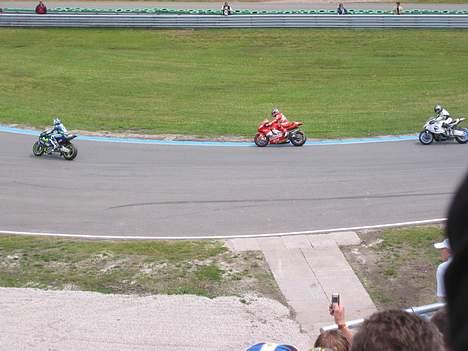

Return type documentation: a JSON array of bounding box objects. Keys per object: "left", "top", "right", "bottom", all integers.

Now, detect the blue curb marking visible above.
[
  {"left": 307, "top": 134, "right": 417, "bottom": 145},
  {"left": 0, "top": 125, "right": 417, "bottom": 147}
]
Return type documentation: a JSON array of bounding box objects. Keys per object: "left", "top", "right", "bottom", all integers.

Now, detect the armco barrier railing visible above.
[
  {"left": 4, "top": 7, "right": 468, "bottom": 16},
  {"left": 1, "top": 14, "right": 468, "bottom": 28},
  {"left": 320, "top": 302, "right": 445, "bottom": 332}
]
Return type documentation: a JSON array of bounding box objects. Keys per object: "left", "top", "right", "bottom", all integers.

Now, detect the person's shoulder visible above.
[{"left": 437, "top": 260, "right": 451, "bottom": 272}]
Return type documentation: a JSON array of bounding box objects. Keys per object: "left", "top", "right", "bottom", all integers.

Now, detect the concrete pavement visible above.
[{"left": 227, "top": 231, "right": 376, "bottom": 336}]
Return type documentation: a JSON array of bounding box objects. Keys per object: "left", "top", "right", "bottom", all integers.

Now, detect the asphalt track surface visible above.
[{"left": 1, "top": 131, "right": 467, "bottom": 238}]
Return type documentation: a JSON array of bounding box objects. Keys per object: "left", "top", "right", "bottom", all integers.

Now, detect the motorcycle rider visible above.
[
  {"left": 270, "top": 108, "right": 290, "bottom": 137},
  {"left": 434, "top": 104, "right": 453, "bottom": 135},
  {"left": 49, "top": 118, "right": 68, "bottom": 151}
]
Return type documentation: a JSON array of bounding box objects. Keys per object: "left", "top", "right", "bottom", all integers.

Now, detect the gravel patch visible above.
[{"left": 0, "top": 288, "right": 312, "bottom": 350}]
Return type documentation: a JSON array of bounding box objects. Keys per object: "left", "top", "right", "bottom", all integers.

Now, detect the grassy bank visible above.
[
  {"left": 1, "top": 29, "right": 467, "bottom": 138},
  {"left": 342, "top": 226, "right": 443, "bottom": 310},
  {"left": 0, "top": 235, "right": 283, "bottom": 301}
]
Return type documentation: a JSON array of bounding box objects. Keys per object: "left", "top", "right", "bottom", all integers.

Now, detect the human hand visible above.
[{"left": 329, "top": 303, "right": 346, "bottom": 326}]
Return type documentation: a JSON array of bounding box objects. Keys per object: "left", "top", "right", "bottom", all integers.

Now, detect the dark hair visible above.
[
  {"left": 431, "top": 308, "right": 450, "bottom": 349},
  {"left": 314, "top": 330, "right": 350, "bottom": 351},
  {"left": 350, "top": 310, "right": 444, "bottom": 351}
]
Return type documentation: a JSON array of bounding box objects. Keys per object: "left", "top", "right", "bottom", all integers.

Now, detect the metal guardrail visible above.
[
  {"left": 1, "top": 14, "right": 468, "bottom": 29},
  {"left": 5, "top": 7, "right": 468, "bottom": 16},
  {"left": 320, "top": 302, "right": 445, "bottom": 332}
]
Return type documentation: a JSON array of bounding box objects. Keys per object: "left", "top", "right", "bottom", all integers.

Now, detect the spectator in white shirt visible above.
[{"left": 434, "top": 239, "right": 451, "bottom": 301}]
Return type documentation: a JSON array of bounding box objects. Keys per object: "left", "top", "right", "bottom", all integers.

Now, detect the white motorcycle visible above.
[{"left": 418, "top": 117, "right": 468, "bottom": 145}]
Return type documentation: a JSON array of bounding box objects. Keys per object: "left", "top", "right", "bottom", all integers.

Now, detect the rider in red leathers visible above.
[{"left": 270, "top": 108, "right": 290, "bottom": 137}]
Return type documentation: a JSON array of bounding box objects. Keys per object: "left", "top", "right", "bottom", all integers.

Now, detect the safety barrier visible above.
[
  {"left": 4, "top": 7, "right": 468, "bottom": 16},
  {"left": 320, "top": 302, "right": 445, "bottom": 332},
  {"left": 1, "top": 14, "right": 468, "bottom": 28}
]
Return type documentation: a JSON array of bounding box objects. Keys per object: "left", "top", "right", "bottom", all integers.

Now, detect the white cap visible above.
[{"left": 434, "top": 239, "right": 450, "bottom": 249}]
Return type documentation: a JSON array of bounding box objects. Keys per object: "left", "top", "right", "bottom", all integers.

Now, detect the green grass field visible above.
[
  {"left": 343, "top": 226, "right": 443, "bottom": 309},
  {"left": 0, "top": 235, "right": 282, "bottom": 299},
  {"left": 1, "top": 28, "right": 467, "bottom": 138}
]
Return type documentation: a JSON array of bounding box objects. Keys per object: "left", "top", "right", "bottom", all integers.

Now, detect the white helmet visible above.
[
  {"left": 53, "top": 118, "right": 61, "bottom": 125},
  {"left": 434, "top": 104, "right": 443, "bottom": 114},
  {"left": 271, "top": 108, "right": 280, "bottom": 117}
]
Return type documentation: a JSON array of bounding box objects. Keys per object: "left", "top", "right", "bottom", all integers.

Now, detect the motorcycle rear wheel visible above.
[
  {"left": 32, "top": 141, "right": 45, "bottom": 156},
  {"left": 62, "top": 143, "right": 78, "bottom": 160},
  {"left": 289, "top": 131, "right": 306, "bottom": 146},
  {"left": 254, "top": 133, "right": 269, "bottom": 147},
  {"left": 418, "top": 131, "right": 433, "bottom": 145},
  {"left": 455, "top": 130, "right": 468, "bottom": 144}
]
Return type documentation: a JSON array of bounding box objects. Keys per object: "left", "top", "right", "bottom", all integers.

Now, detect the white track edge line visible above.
[{"left": 0, "top": 218, "right": 446, "bottom": 240}]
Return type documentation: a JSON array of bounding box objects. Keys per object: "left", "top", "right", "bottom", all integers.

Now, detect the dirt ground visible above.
[{"left": 342, "top": 226, "right": 443, "bottom": 311}]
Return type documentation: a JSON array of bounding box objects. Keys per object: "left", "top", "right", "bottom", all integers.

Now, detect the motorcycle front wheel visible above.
[
  {"left": 32, "top": 141, "right": 45, "bottom": 156},
  {"left": 62, "top": 143, "right": 78, "bottom": 160},
  {"left": 254, "top": 133, "right": 269, "bottom": 147},
  {"left": 289, "top": 131, "right": 306, "bottom": 146},
  {"left": 418, "top": 131, "right": 434, "bottom": 145}
]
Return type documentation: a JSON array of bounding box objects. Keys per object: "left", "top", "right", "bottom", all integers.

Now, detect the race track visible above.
[{"left": 1, "top": 131, "right": 467, "bottom": 238}]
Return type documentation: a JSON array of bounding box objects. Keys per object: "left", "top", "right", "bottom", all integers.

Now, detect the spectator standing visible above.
[
  {"left": 222, "top": 1, "right": 232, "bottom": 16},
  {"left": 393, "top": 1, "right": 403, "bottom": 15},
  {"left": 337, "top": 3, "right": 348, "bottom": 15},
  {"left": 35, "top": 0, "right": 47, "bottom": 14},
  {"left": 434, "top": 238, "right": 451, "bottom": 301}
]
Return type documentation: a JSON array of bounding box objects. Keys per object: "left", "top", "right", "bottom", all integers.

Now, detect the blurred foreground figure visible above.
[{"left": 445, "top": 172, "right": 468, "bottom": 351}]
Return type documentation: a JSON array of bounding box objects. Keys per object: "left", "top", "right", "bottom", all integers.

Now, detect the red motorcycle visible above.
[{"left": 254, "top": 119, "right": 307, "bottom": 147}]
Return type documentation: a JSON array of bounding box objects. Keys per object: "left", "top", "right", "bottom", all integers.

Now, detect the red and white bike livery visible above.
[{"left": 254, "top": 119, "right": 307, "bottom": 147}]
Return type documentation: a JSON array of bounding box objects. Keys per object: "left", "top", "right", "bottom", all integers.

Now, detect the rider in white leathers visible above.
[{"left": 434, "top": 104, "right": 453, "bottom": 135}]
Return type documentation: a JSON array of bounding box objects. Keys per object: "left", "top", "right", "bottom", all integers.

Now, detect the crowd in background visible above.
[
  {"left": 336, "top": 1, "right": 403, "bottom": 14},
  {"left": 17, "top": 0, "right": 407, "bottom": 16}
]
